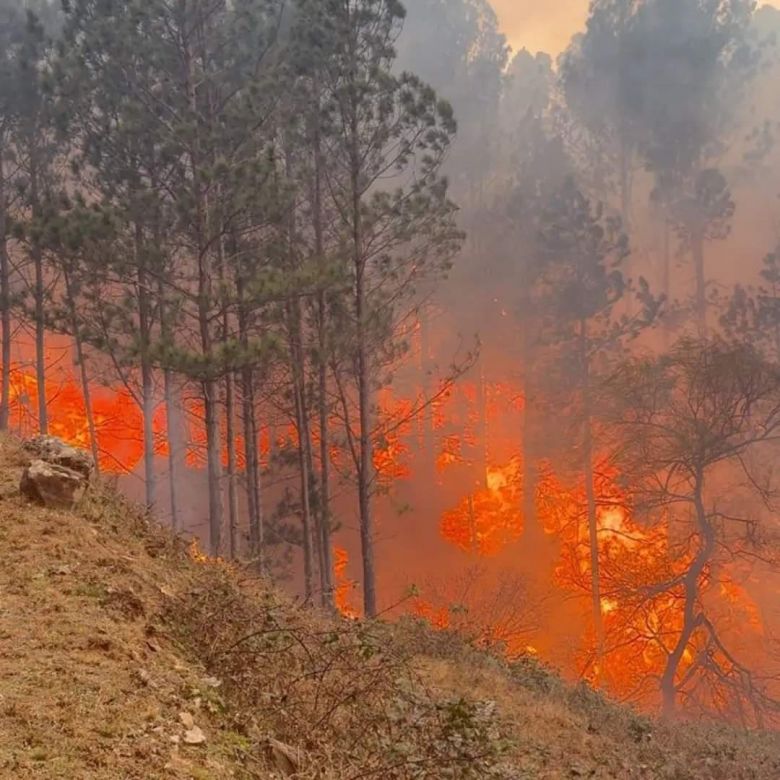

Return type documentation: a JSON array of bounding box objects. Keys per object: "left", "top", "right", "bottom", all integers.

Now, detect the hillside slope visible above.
[{"left": 0, "top": 437, "right": 779, "bottom": 779}]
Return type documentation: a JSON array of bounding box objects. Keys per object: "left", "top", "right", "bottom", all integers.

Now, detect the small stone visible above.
[
  {"left": 182, "top": 726, "right": 206, "bottom": 745},
  {"left": 137, "top": 669, "right": 156, "bottom": 688},
  {"left": 179, "top": 712, "right": 195, "bottom": 729}
]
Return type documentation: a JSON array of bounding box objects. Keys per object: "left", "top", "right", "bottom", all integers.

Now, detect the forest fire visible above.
[
  {"left": 2, "top": 0, "right": 780, "bottom": 739},
  {"left": 4, "top": 331, "right": 774, "bottom": 722}
]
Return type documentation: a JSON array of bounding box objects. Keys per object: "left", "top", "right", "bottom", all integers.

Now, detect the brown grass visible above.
[{"left": 0, "top": 436, "right": 779, "bottom": 779}]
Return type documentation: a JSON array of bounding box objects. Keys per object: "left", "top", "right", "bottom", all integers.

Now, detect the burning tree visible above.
[
  {"left": 607, "top": 339, "right": 780, "bottom": 723},
  {"left": 536, "top": 175, "right": 659, "bottom": 673}
]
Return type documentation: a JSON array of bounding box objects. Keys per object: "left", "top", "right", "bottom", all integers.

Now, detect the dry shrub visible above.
[{"left": 164, "top": 568, "right": 511, "bottom": 778}]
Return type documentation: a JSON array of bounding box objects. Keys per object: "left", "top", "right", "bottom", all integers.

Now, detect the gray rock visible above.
[
  {"left": 20, "top": 459, "right": 88, "bottom": 510},
  {"left": 21, "top": 435, "right": 94, "bottom": 480}
]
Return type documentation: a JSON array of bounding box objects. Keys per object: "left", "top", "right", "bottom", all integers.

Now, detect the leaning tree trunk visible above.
[{"left": 0, "top": 145, "right": 10, "bottom": 431}]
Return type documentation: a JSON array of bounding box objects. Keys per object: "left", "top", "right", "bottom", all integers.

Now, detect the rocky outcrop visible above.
[
  {"left": 21, "top": 435, "right": 94, "bottom": 479},
  {"left": 19, "top": 436, "right": 94, "bottom": 509}
]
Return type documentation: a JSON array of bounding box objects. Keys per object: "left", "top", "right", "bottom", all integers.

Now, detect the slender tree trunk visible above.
[
  {"left": 348, "top": 115, "right": 377, "bottom": 617},
  {"left": 317, "top": 337, "right": 334, "bottom": 607},
  {"left": 242, "top": 363, "right": 262, "bottom": 561},
  {"left": 184, "top": 13, "right": 223, "bottom": 555},
  {"left": 136, "top": 223, "right": 157, "bottom": 511},
  {"left": 289, "top": 302, "right": 316, "bottom": 601},
  {"left": 692, "top": 228, "right": 707, "bottom": 337},
  {"left": 311, "top": 91, "right": 334, "bottom": 607},
  {"left": 64, "top": 268, "right": 100, "bottom": 475},
  {"left": 164, "top": 369, "right": 184, "bottom": 532},
  {"left": 159, "top": 284, "right": 185, "bottom": 533},
  {"left": 224, "top": 370, "right": 240, "bottom": 559},
  {"left": 203, "top": 377, "right": 224, "bottom": 556},
  {"left": 580, "top": 320, "right": 604, "bottom": 676},
  {"left": 0, "top": 147, "right": 10, "bottom": 431},
  {"left": 217, "top": 225, "right": 239, "bottom": 559},
  {"left": 355, "top": 265, "right": 376, "bottom": 617},
  {"left": 237, "top": 274, "right": 263, "bottom": 565},
  {"left": 31, "top": 160, "right": 47, "bottom": 434}
]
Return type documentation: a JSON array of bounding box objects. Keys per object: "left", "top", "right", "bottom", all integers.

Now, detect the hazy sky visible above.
[
  {"left": 492, "top": 0, "right": 588, "bottom": 56},
  {"left": 492, "top": 1, "right": 780, "bottom": 56}
]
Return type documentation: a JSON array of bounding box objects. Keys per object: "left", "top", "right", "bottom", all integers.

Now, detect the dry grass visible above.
[
  {"left": 0, "top": 441, "right": 254, "bottom": 778},
  {"left": 0, "top": 436, "right": 779, "bottom": 779}
]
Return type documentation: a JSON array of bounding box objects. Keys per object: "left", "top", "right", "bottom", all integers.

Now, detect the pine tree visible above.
[{"left": 294, "top": 0, "right": 462, "bottom": 616}]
